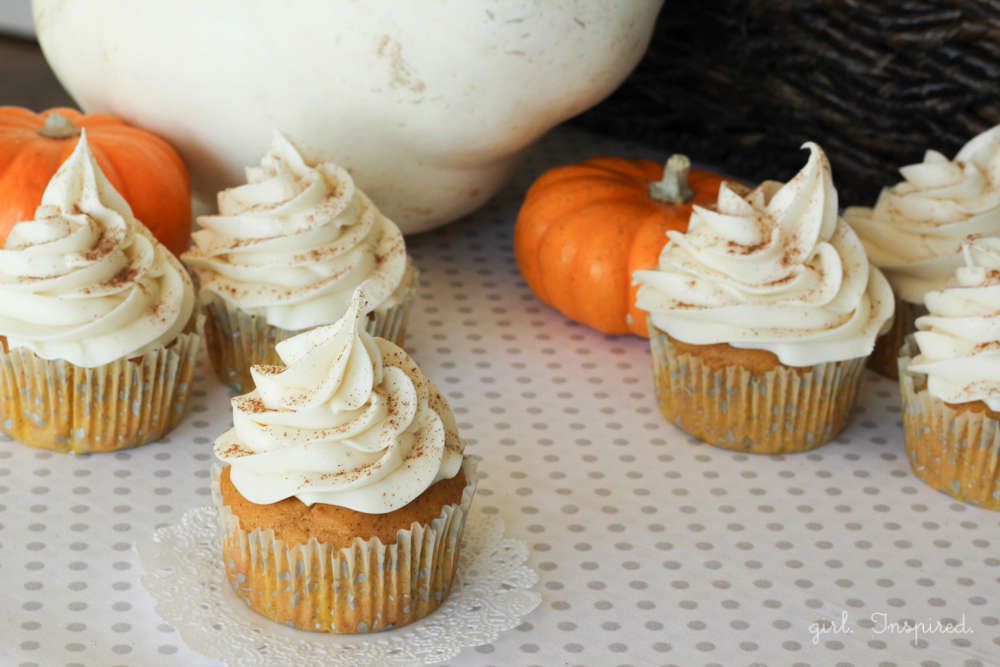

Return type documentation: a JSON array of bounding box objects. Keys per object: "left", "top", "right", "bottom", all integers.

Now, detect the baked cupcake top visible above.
[
  {"left": 845, "top": 125, "right": 1000, "bottom": 304},
  {"left": 634, "top": 142, "right": 894, "bottom": 367},
  {"left": 215, "top": 283, "right": 463, "bottom": 513},
  {"left": 0, "top": 132, "right": 195, "bottom": 368},
  {"left": 908, "top": 236, "right": 1000, "bottom": 410},
  {"left": 182, "top": 130, "right": 410, "bottom": 331}
]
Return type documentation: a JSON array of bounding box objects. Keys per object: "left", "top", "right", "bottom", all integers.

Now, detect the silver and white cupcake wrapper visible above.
[
  {"left": 650, "top": 323, "right": 867, "bottom": 454},
  {"left": 899, "top": 336, "right": 1000, "bottom": 510},
  {"left": 211, "top": 456, "right": 479, "bottom": 633},
  {"left": 0, "top": 316, "right": 203, "bottom": 454}
]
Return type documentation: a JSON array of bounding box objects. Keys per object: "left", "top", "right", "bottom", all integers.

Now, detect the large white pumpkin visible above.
[{"left": 34, "top": 0, "right": 664, "bottom": 233}]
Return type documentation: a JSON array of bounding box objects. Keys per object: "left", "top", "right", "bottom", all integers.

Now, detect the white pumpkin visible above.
[{"left": 34, "top": 0, "right": 664, "bottom": 233}]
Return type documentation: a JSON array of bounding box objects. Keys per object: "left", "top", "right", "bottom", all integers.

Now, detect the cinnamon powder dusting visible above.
[
  {"left": 233, "top": 396, "right": 270, "bottom": 415},
  {"left": 217, "top": 439, "right": 253, "bottom": 459},
  {"left": 81, "top": 226, "right": 124, "bottom": 262},
  {"left": 105, "top": 265, "right": 139, "bottom": 289}
]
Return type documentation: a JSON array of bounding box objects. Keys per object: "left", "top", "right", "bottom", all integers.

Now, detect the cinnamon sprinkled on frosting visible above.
[
  {"left": 635, "top": 142, "right": 894, "bottom": 367},
  {"left": 845, "top": 124, "right": 1000, "bottom": 304},
  {"left": 182, "top": 129, "right": 411, "bottom": 331},
  {"left": 909, "top": 235, "right": 1000, "bottom": 409},
  {"left": 214, "top": 284, "right": 463, "bottom": 513},
  {"left": 0, "top": 132, "right": 195, "bottom": 368}
]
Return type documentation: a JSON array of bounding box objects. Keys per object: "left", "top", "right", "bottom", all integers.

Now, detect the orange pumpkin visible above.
[
  {"left": 514, "top": 154, "right": 732, "bottom": 337},
  {"left": 0, "top": 107, "right": 191, "bottom": 257}
]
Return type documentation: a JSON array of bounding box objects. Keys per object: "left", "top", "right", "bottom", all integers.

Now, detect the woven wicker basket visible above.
[{"left": 574, "top": 1, "right": 1000, "bottom": 204}]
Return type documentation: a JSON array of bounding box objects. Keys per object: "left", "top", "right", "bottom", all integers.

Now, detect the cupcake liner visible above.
[
  {"left": 0, "top": 315, "right": 204, "bottom": 454},
  {"left": 649, "top": 322, "right": 866, "bottom": 454},
  {"left": 868, "top": 294, "right": 925, "bottom": 379},
  {"left": 211, "top": 456, "right": 479, "bottom": 634},
  {"left": 899, "top": 336, "right": 1000, "bottom": 510},
  {"left": 202, "top": 271, "right": 417, "bottom": 394}
]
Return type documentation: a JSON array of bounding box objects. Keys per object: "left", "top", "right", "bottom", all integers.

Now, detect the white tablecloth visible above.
[{"left": 2, "top": 126, "right": 999, "bottom": 667}]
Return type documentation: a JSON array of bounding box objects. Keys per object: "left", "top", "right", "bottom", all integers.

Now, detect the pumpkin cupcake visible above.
[
  {"left": 0, "top": 132, "right": 201, "bottom": 453},
  {"left": 183, "top": 130, "right": 417, "bottom": 393},
  {"left": 900, "top": 236, "right": 1000, "bottom": 509},
  {"left": 211, "top": 283, "right": 473, "bottom": 633},
  {"left": 634, "top": 143, "right": 894, "bottom": 454},
  {"left": 845, "top": 124, "right": 1000, "bottom": 378}
]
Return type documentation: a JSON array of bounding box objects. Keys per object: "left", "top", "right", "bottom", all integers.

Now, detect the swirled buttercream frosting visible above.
[
  {"left": 0, "top": 132, "right": 195, "bottom": 368},
  {"left": 215, "top": 285, "right": 463, "bottom": 513},
  {"left": 635, "top": 142, "right": 894, "bottom": 367},
  {"left": 908, "top": 236, "right": 1000, "bottom": 410},
  {"left": 182, "top": 130, "right": 409, "bottom": 331},
  {"left": 845, "top": 125, "right": 1000, "bottom": 303}
]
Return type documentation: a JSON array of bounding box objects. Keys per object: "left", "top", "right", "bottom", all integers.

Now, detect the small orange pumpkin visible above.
[
  {"left": 0, "top": 107, "right": 191, "bottom": 256},
  {"left": 514, "top": 154, "right": 732, "bottom": 337}
]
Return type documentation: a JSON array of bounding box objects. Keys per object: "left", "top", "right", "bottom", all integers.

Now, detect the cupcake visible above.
[
  {"left": 900, "top": 236, "right": 1000, "bottom": 509},
  {"left": 182, "top": 130, "right": 417, "bottom": 393},
  {"left": 211, "top": 283, "right": 473, "bottom": 633},
  {"left": 0, "top": 132, "right": 200, "bottom": 453},
  {"left": 634, "top": 143, "right": 894, "bottom": 454},
  {"left": 845, "top": 124, "right": 1000, "bottom": 378}
]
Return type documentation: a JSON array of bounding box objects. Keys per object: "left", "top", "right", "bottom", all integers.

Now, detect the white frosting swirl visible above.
[
  {"left": 908, "top": 236, "right": 1000, "bottom": 410},
  {"left": 635, "top": 142, "right": 894, "bottom": 367},
  {"left": 845, "top": 124, "right": 1000, "bottom": 303},
  {"left": 215, "top": 285, "right": 463, "bottom": 513},
  {"left": 183, "top": 130, "right": 409, "bottom": 331},
  {"left": 0, "top": 132, "right": 195, "bottom": 368}
]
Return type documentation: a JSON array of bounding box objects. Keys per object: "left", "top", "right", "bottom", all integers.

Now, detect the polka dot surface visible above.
[{"left": 2, "top": 126, "right": 1000, "bottom": 666}]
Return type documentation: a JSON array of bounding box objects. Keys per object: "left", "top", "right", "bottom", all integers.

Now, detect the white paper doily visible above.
[{"left": 135, "top": 505, "right": 541, "bottom": 667}]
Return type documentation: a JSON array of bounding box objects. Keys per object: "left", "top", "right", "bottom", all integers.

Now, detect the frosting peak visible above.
[
  {"left": 215, "top": 285, "right": 463, "bottom": 513},
  {"left": 0, "top": 132, "right": 195, "bottom": 367},
  {"left": 845, "top": 124, "right": 1000, "bottom": 303},
  {"left": 909, "top": 236, "right": 1000, "bottom": 410},
  {"left": 956, "top": 236, "right": 1000, "bottom": 289},
  {"left": 635, "top": 143, "right": 894, "bottom": 367},
  {"left": 251, "top": 290, "right": 383, "bottom": 414},
  {"left": 182, "top": 130, "right": 410, "bottom": 331}
]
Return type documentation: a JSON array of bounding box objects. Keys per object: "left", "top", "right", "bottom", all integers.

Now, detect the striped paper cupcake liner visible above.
[
  {"left": 212, "top": 456, "right": 479, "bottom": 634},
  {"left": 0, "top": 316, "right": 203, "bottom": 454},
  {"left": 899, "top": 336, "right": 1000, "bottom": 510},
  {"left": 649, "top": 322, "right": 866, "bottom": 454}
]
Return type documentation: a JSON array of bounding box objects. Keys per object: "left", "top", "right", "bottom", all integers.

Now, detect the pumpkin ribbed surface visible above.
[
  {"left": 0, "top": 107, "right": 190, "bottom": 256},
  {"left": 514, "top": 156, "right": 728, "bottom": 337}
]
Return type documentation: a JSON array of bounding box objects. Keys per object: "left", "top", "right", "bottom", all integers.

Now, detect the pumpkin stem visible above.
[
  {"left": 38, "top": 113, "right": 81, "bottom": 140},
  {"left": 649, "top": 154, "right": 694, "bottom": 204}
]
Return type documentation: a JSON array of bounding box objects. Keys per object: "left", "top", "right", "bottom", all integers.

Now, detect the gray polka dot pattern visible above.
[{"left": 2, "top": 126, "right": 1000, "bottom": 666}]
